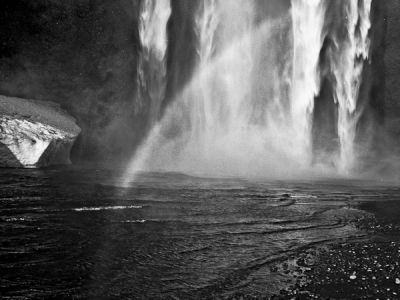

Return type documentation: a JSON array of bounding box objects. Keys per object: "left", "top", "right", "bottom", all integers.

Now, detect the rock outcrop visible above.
[{"left": 0, "top": 95, "right": 81, "bottom": 168}]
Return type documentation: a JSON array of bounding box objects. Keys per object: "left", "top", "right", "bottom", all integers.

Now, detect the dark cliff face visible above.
[
  {"left": 0, "top": 0, "right": 142, "bottom": 165},
  {"left": 360, "top": 0, "right": 400, "bottom": 175},
  {"left": 0, "top": 0, "right": 215, "bottom": 166},
  {"left": 383, "top": 1, "right": 400, "bottom": 154}
]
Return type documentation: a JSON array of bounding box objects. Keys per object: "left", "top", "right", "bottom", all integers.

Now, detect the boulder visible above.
[{"left": 0, "top": 95, "right": 81, "bottom": 168}]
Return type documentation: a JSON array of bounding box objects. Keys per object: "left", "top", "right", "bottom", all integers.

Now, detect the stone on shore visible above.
[{"left": 0, "top": 95, "right": 81, "bottom": 168}]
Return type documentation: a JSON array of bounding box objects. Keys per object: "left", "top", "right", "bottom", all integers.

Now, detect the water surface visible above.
[{"left": 1, "top": 168, "right": 398, "bottom": 298}]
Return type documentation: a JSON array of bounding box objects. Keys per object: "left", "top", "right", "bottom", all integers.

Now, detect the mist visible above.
[{"left": 123, "top": 0, "right": 395, "bottom": 182}]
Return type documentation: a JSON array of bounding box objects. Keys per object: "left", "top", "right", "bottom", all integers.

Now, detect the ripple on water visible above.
[
  {"left": 0, "top": 168, "right": 395, "bottom": 299},
  {"left": 73, "top": 205, "right": 143, "bottom": 212}
]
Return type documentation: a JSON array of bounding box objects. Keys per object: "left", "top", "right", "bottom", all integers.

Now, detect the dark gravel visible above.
[{"left": 271, "top": 200, "right": 400, "bottom": 300}]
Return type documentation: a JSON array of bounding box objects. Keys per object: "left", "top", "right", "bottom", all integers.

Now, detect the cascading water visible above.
[
  {"left": 291, "top": 0, "right": 325, "bottom": 165},
  {"left": 190, "top": 0, "right": 220, "bottom": 145},
  {"left": 135, "top": 0, "right": 171, "bottom": 122},
  {"left": 123, "top": 0, "right": 374, "bottom": 184},
  {"left": 177, "top": 0, "right": 257, "bottom": 175},
  {"left": 333, "top": 0, "right": 372, "bottom": 174}
]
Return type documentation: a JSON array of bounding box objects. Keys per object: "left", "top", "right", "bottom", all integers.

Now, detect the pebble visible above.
[{"left": 274, "top": 216, "right": 400, "bottom": 299}]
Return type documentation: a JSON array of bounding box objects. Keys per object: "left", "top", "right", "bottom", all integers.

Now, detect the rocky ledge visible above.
[{"left": 0, "top": 95, "right": 81, "bottom": 168}]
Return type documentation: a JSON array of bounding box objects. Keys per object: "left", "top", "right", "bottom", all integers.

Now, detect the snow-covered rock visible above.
[{"left": 0, "top": 95, "right": 81, "bottom": 168}]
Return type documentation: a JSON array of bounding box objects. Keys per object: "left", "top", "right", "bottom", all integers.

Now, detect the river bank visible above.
[{"left": 275, "top": 200, "right": 400, "bottom": 300}]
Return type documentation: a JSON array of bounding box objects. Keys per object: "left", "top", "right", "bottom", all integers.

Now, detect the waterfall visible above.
[
  {"left": 195, "top": 0, "right": 219, "bottom": 65},
  {"left": 132, "top": 0, "right": 258, "bottom": 177},
  {"left": 190, "top": 0, "right": 220, "bottom": 142},
  {"left": 135, "top": 0, "right": 171, "bottom": 122},
  {"left": 290, "top": 0, "right": 325, "bottom": 165},
  {"left": 122, "top": 0, "right": 375, "bottom": 184},
  {"left": 181, "top": 0, "right": 255, "bottom": 172},
  {"left": 333, "top": 0, "right": 372, "bottom": 173}
]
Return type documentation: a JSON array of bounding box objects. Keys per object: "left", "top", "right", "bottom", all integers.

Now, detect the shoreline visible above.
[{"left": 273, "top": 200, "right": 400, "bottom": 299}]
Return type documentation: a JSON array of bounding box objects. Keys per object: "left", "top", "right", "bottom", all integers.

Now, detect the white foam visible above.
[
  {"left": 73, "top": 205, "right": 142, "bottom": 212},
  {"left": 290, "top": 194, "right": 318, "bottom": 199},
  {"left": 122, "top": 220, "right": 147, "bottom": 223},
  {"left": 5, "top": 217, "right": 26, "bottom": 222}
]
